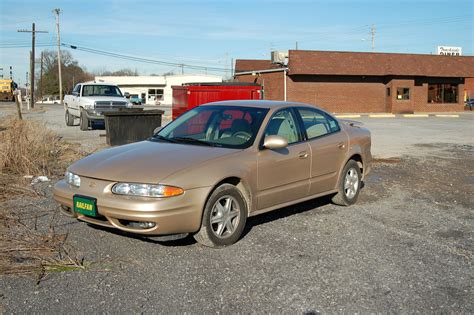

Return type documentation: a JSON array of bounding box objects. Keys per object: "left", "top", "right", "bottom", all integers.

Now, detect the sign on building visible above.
[{"left": 437, "top": 46, "right": 462, "bottom": 56}]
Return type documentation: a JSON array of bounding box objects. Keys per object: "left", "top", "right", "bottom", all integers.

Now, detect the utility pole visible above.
[
  {"left": 371, "top": 24, "right": 376, "bottom": 52},
  {"left": 40, "top": 52, "right": 44, "bottom": 101},
  {"left": 25, "top": 71, "right": 29, "bottom": 110},
  {"left": 53, "top": 8, "right": 63, "bottom": 106},
  {"left": 18, "top": 23, "right": 48, "bottom": 108},
  {"left": 30, "top": 51, "right": 33, "bottom": 105}
]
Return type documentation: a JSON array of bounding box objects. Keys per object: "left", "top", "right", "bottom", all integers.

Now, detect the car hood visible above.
[
  {"left": 82, "top": 96, "right": 128, "bottom": 103},
  {"left": 69, "top": 140, "right": 237, "bottom": 183}
]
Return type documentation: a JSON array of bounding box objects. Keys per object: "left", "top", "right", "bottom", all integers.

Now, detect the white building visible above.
[{"left": 95, "top": 74, "right": 222, "bottom": 105}]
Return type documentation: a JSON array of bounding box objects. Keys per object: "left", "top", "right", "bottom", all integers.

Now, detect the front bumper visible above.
[{"left": 53, "top": 177, "right": 211, "bottom": 236}]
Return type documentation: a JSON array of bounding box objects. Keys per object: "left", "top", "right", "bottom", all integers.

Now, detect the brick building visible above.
[{"left": 235, "top": 50, "right": 474, "bottom": 113}]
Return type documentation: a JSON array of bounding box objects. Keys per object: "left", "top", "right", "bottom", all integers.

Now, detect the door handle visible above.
[
  {"left": 298, "top": 151, "right": 309, "bottom": 159},
  {"left": 337, "top": 142, "right": 345, "bottom": 149}
]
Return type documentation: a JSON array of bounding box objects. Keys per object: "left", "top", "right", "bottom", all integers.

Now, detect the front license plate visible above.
[{"left": 73, "top": 195, "right": 98, "bottom": 217}]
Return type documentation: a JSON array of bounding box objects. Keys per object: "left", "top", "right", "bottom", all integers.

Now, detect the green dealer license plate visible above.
[{"left": 73, "top": 195, "right": 98, "bottom": 217}]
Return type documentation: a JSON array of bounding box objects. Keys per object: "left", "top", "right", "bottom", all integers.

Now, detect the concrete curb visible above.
[
  {"left": 435, "top": 114, "right": 460, "bottom": 118},
  {"left": 335, "top": 113, "right": 464, "bottom": 119},
  {"left": 368, "top": 114, "right": 396, "bottom": 118},
  {"left": 403, "top": 114, "right": 429, "bottom": 118}
]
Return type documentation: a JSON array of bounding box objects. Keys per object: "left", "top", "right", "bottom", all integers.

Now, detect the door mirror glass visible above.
[
  {"left": 72, "top": 91, "right": 78, "bottom": 97},
  {"left": 263, "top": 135, "right": 288, "bottom": 150}
]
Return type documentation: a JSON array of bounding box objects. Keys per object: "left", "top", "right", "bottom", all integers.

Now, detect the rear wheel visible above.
[
  {"left": 79, "top": 108, "right": 89, "bottom": 131},
  {"left": 194, "top": 184, "right": 247, "bottom": 248},
  {"left": 332, "top": 160, "right": 362, "bottom": 206},
  {"left": 65, "top": 110, "right": 74, "bottom": 126}
]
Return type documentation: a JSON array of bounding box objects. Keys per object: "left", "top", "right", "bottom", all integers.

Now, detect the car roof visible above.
[
  {"left": 200, "top": 100, "right": 325, "bottom": 111},
  {"left": 81, "top": 81, "right": 118, "bottom": 86}
]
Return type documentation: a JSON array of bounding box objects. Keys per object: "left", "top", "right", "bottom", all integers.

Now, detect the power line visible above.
[
  {"left": 18, "top": 23, "right": 48, "bottom": 109},
  {"left": 61, "top": 43, "right": 231, "bottom": 72}
]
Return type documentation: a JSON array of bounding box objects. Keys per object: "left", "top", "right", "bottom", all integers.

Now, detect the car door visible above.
[
  {"left": 256, "top": 108, "right": 311, "bottom": 210},
  {"left": 295, "top": 107, "right": 348, "bottom": 195},
  {"left": 69, "top": 84, "right": 81, "bottom": 116}
]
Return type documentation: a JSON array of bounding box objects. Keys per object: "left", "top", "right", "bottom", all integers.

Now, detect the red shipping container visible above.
[{"left": 171, "top": 83, "right": 262, "bottom": 120}]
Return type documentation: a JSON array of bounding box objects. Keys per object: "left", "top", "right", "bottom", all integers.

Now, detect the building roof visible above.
[
  {"left": 234, "top": 51, "right": 474, "bottom": 78},
  {"left": 288, "top": 50, "right": 474, "bottom": 77},
  {"left": 95, "top": 74, "right": 222, "bottom": 87},
  {"left": 234, "top": 60, "right": 282, "bottom": 72}
]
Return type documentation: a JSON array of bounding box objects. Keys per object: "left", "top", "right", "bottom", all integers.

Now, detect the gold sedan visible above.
[{"left": 53, "top": 101, "right": 371, "bottom": 247}]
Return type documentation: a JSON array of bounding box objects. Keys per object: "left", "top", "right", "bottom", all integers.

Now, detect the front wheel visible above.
[
  {"left": 194, "top": 184, "right": 248, "bottom": 248},
  {"left": 332, "top": 160, "right": 362, "bottom": 206},
  {"left": 65, "top": 110, "right": 74, "bottom": 126},
  {"left": 79, "top": 108, "right": 89, "bottom": 131}
]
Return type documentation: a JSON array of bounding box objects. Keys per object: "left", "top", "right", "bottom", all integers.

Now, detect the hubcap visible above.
[
  {"left": 344, "top": 168, "right": 359, "bottom": 199},
  {"left": 210, "top": 196, "right": 240, "bottom": 238}
]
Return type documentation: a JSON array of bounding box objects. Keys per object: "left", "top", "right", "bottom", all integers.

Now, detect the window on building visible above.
[
  {"left": 386, "top": 87, "right": 391, "bottom": 96},
  {"left": 148, "top": 89, "right": 164, "bottom": 101},
  {"left": 428, "top": 84, "right": 458, "bottom": 103},
  {"left": 396, "top": 88, "right": 410, "bottom": 100}
]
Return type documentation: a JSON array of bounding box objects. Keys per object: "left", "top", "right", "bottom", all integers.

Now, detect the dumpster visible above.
[{"left": 104, "top": 109, "right": 164, "bottom": 146}]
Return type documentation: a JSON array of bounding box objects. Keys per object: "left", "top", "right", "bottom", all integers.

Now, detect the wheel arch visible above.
[
  {"left": 201, "top": 176, "right": 252, "bottom": 222},
  {"left": 348, "top": 153, "right": 364, "bottom": 176}
]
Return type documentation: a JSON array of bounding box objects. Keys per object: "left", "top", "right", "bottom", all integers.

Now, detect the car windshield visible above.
[
  {"left": 82, "top": 85, "right": 123, "bottom": 97},
  {"left": 151, "top": 105, "right": 269, "bottom": 149}
]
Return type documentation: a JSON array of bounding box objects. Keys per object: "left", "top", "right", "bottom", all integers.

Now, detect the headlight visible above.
[
  {"left": 112, "top": 183, "right": 184, "bottom": 198},
  {"left": 65, "top": 171, "right": 81, "bottom": 187}
]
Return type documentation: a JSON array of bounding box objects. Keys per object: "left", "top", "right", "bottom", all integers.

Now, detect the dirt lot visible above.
[{"left": 0, "top": 103, "right": 473, "bottom": 313}]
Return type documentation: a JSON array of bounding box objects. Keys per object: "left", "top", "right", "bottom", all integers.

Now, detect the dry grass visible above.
[
  {"left": 0, "top": 118, "right": 82, "bottom": 177},
  {"left": 0, "top": 118, "right": 86, "bottom": 279},
  {"left": 0, "top": 205, "right": 85, "bottom": 280}
]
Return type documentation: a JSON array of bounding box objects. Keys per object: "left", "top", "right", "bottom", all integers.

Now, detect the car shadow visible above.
[
  {"left": 86, "top": 194, "right": 338, "bottom": 247},
  {"left": 241, "top": 195, "right": 334, "bottom": 239}
]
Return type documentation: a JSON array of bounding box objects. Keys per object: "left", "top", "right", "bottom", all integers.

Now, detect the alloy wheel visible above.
[
  {"left": 210, "top": 196, "right": 240, "bottom": 238},
  {"left": 344, "top": 168, "right": 359, "bottom": 199}
]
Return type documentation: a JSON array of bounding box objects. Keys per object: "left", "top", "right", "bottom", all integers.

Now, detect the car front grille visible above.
[{"left": 95, "top": 101, "right": 128, "bottom": 109}]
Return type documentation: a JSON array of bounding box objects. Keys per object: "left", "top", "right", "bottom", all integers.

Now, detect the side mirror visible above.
[
  {"left": 72, "top": 91, "right": 78, "bottom": 96},
  {"left": 263, "top": 135, "right": 288, "bottom": 150}
]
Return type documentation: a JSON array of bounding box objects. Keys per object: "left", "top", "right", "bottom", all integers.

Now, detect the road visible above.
[{"left": 0, "top": 103, "right": 473, "bottom": 313}]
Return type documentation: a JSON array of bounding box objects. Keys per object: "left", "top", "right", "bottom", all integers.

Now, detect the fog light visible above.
[
  {"left": 119, "top": 220, "right": 156, "bottom": 229},
  {"left": 139, "top": 222, "right": 156, "bottom": 229}
]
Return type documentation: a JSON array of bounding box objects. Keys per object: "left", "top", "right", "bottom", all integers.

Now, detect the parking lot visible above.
[{"left": 0, "top": 103, "right": 473, "bottom": 313}]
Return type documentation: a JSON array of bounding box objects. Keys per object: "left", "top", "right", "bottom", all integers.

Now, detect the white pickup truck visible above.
[{"left": 64, "top": 81, "right": 131, "bottom": 130}]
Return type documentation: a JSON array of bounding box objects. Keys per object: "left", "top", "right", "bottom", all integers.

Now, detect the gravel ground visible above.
[{"left": 0, "top": 102, "right": 473, "bottom": 313}]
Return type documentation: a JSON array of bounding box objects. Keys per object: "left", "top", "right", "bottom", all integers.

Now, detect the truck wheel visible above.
[
  {"left": 79, "top": 108, "right": 89, "bottom": 131},
  {"left": 65, "top": 110, "right": 74, "bottom": 126}
]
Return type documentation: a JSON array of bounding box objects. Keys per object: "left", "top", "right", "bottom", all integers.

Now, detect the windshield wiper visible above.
[
  {"left": 170, "top": 137, "right": 216, "bottom": 146},
  {"left": 148, "top": 135, "right": 177, "bottom": 143}
]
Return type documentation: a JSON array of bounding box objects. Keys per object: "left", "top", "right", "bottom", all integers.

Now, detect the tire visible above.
[
  {"left": 79, "top": 108, "right": 89, "bottom": 131},
  {"left": 65, "top": 110, "right": 74, "bottom": 126},
  {"left": 332, "top": 160, "right": 362, "bottom": 206},
  {"left": 194, "top": 184, "right": 248, "bottom": 248}
]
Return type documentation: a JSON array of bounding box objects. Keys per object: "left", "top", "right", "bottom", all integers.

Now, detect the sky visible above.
[{"left": 0, "top": 0, "right": 473, "bottom": 86}]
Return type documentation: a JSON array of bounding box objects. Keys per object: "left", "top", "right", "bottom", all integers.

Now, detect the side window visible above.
[
  {"left": 73, "top": 84, "right": 81, "bottom": 95},
  {"left": 265, "top": 109, "right": 300, "bottom": 144},
  {"left": 297, "top": 107, "right": 340, "bottom": 139}
]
